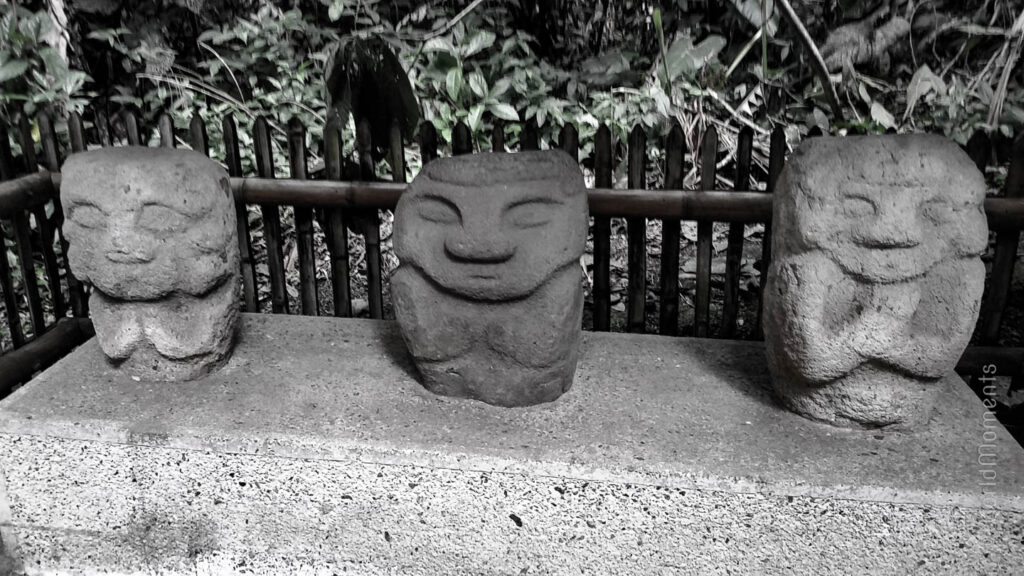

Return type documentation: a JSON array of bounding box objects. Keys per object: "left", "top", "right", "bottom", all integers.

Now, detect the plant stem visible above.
[{"left": 776, "top": 0, "right": 845, "bottom": 122}]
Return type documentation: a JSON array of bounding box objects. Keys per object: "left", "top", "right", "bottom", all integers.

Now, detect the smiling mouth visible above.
[{"left": 106, "top": 251, "right": 153, "bottom": 264}]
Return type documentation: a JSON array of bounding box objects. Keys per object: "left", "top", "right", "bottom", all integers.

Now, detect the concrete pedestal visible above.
[{"left": 1, "top": 314, "right": 1022, "bottom": 575}]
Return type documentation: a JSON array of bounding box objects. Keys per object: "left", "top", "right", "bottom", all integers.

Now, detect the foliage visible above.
[{"left": 0, "top": 5, "right": 90, "bottom": 121}]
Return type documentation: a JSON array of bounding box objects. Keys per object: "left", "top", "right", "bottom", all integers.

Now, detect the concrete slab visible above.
[{"left": 0, "top": 314, "right": 1022, "bottom": 575}]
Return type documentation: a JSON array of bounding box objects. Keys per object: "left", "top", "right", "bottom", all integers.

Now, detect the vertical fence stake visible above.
[
  {"left": 722, "top": 127, "right": 753, "bottom": 338},
  {"left": 123, "top": 110, "right": 142, "bottom": 146},
  {"left": 626, "top": 125, "right": 647, "bottom": 333},
  {"left": 981, "top": 132, "right": 1024, "bottom": 344},
  {"left": 325, "top": 113, "right": 352, "bottom": 317},
  {"left": 559, "top": 123, "right": 579, "bottom": 161},
  {"left": 491, "top": 120, "right": 505, "bottom": 152},
  {"left": 158, "top": 113, "right": 176, "bottom": 148},
  {"left": 0, "top": 121, "right": 25, "bottom": 347},
  {"left": 287, "top": 118, "right": 320, "bottom": 316},
  {"left": 189, "top": 113, "right": 209, "bottom": 155},
  {"left": 755, "top": 126, "right": 787, "bottom": 339},
  {"left": 452, "top": 121, "right": 472, "bottom": 155},
  {"left": 659, "top": 122, "right": 685, "bottom": 336},
  {"left": 357, "top": 118, "right": 384, "bottom": 319},
  {"left": 521, "top": 119, "right": 539, "bottom": 151},
  {"left": 695, "top": 127, "right": 718, "bottom": 338},
  {"left": 222, "top": 115, "right": 259, "bottom": 313},
  {"left": 20, "top": 115, "right": 67, "bottom": 321},
  {"left": 419, "top": 122, "right": 438, "bottom": 166},
  {"left": 592, "top": 124, "right": 613, "bottom": 331},
  {"left": 11, "top": 212, "right": 46, "bottom": 338},
  {"left": 253, "top": 116, "right": 289, "bottom": 314},
  {"left": 67, "top": 113, "right": 86, "bottom": 154},
  {"left": 52, "top": 112, "right": 86, "bottom": 319}
]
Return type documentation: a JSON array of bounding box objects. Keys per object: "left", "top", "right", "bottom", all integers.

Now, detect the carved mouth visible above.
[{"left": 106, "top": 250, "right": 154, "bottom": 264}]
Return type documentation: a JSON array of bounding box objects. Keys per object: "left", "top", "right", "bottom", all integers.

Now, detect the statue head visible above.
[
  {"left": 774, "top": 135, "right": 987, "bottom": 283},
  {"left": 62, "top": 148, "right": 238, "bottom": 300},
  {"left": 394, "top": 150, "right": 588, "bottom": 301}
]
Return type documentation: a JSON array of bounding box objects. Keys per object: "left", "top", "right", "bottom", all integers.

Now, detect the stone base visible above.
[{"left": 1, "top": 315, "right": 1022, "bottom": 575}]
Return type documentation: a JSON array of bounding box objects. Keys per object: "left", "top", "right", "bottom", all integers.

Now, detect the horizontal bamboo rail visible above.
[
  {"left": 0, "top": 317, "right": 94, "bottom": 395},
  {"left": 21, "top": 172, "right": 1023, "bottom": 228}
]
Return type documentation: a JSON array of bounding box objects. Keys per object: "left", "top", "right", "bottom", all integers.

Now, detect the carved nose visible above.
[
  {"left": 107, "top": 218, "right": 155, "bottom": 263},
  {"left": 444, "top": 236, "right": 516, "bottom": 264}
]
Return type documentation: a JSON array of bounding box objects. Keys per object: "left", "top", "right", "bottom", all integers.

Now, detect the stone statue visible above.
[
  {"left": 392, "top": 151, "right": 588, "bottom": 407},
  {"left": 764, "top": 135, "right": 988, "bottom": 428},
  {"left": 62, "top": 148, "right": 240, "bottom": 381}
]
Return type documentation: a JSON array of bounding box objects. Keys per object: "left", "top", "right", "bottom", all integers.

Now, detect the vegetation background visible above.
[{"left": 1, "top": 0, "right": 1022, "bottom": 412}]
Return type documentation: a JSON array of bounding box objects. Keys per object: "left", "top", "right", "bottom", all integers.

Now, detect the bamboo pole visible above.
[
  {"left": 0, "top": 317, "right": 94, "bottom": 396},
  {"left": 26, "top": 172, "right": 1024, "bottom": 229}
]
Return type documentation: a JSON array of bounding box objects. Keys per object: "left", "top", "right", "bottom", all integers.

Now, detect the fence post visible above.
[
  {"left": 18, "top": 115, "right": 67, "bottom": 323},
  {"left": 123, "top": 110, "right": 142, "bottom": 146},
  {"left": 287, "top": 118, "right": 320, "bottom": 316},
  {"left": 626, "top": 125, "right": 647, "bottom": 333},
  {"left": 419, "top": 122, "right": 438, "bottom": 165},
  {"left": 492, "top": 119, "right": 505, "bottom": 152},
  {"left": 253, "top": 116, "right": 290, "bottom": 314},
  {"left": 221, "top": 114, "right": 259, "bottom": 313},
  {"left": 324, "top": 113, "right": 352, "bottom": 317},
  {"left": 521, "top": 119, "right": 539, "bottom": 151},
  {"left": 0, "top": 121, "right": 25, "bottom": 348},
  {"left": 721, "top": 126, "right": 754, "bottom": 338},
  {"left": 158, "top": 113, "right": 176, "bottom": 148},
  {"left": 694, "top": 126, "right": 718, "bottom": 338},
  {"left": 980, "top": 132, "right": 1024, "bottom": 344},
  {"left": 755, "top": 126, "right": 787, "bottom": 339},
  {"left": 452, "top": 121, "right": 472, "bottom": 155},
  {"left": 357, "top": 118, "right": 384, "bottom": 319},
  {"left": 659, "top": 122, "right": 685, "bottom": 336},
  {"left": 592, "top": 124, "right": 613, "bottom": 331}
]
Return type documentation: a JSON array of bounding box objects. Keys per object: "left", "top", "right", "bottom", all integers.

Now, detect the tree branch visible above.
[{"left": 776, "top": 0, "right": 845, "bottom": 122}]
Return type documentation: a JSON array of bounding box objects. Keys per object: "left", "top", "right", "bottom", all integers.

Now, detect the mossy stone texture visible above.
[
  {"left": 392, "top": 151, "right": 588, "bottom": 407},
  {"left": 764, "top": 135, "right": 988, "bottom": 428},
  {"left": 62, "top": 148, "right": 240, "bottom": 381}
]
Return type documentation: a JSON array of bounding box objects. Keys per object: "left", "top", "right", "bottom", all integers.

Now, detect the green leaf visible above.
[
  {"left": 871, "top": 101, "right": 896, "bottom": 130},
  {"left": 467, "top": 70, "right": 488, "bottom": 98},
  {"left": 463, "top": 30, "right": 496, "bottom": 58},
  {"left": 664, "top": 34, "right": 726, "bottom": 81},
  {"left": 0, "top": 59, "right": 29, "bottom": 83},
  {"left": 445, "top": 67, "right": 463, "bottom": 102},
  {"left": 468, "top": 104, "right": 484, "bottom": 131},
  {"left": 729, "top": 0, "right": 777, "bottom": 35},
  {"left": 904, "top": 64, "right": 946, "bottom": 120},
  {"left": 488, "top": 103, "right": 519, "bottom": 121},
  {"left": 490, "top": 78, "right": 511, "bottom": 98},
  {"left": 328, "top": 1, "right": 345, "bottom": 21}
]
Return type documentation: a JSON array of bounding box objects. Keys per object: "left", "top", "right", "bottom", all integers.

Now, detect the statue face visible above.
[
  {"left": 394, "top": 151, "right": 588, "bottom": 301},
  {"left": 781, "top": 135, "right": 987, "bottom": 283},
  {"left": 62, "top": 148, "right": 237, "bottom": 300}
]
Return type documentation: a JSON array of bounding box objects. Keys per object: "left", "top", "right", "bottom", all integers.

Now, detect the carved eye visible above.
[
  {"left": 506, "top": 200, "right": 556, "bottom": 228},
  {"left": 921, "top": 198, "right": 953, "bottom": 222},
  {"left": 416, "top": 197, "right": 461, "bottom": 224},
  {"left": 841, "top": 196, "right": 875, "bottom": 217},
  {"left": 138, "top": 204, "right": 187, "bottom": 232},
  {"left": 69, "top": 204, "right": 106, "bottom": 228}
]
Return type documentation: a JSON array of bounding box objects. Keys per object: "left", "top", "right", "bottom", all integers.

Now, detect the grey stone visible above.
[
  {"left": 392, "top": 151, "right": 588, "bottom": 407},
  {"left": 764, "top": 135, "right": 989, "bottom": 428},
  {"left": 1, "top": 315, "right": 1022, "bottom": 574},
  {"left": 62, "top": 147, "right": 240, "bottom": 381}
]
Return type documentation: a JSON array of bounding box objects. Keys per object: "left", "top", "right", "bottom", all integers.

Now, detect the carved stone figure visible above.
[
  {"left": 392, "top": 151, "right": 588, "bottom": 407},
  {"left": 62, "top": 148, "right": 240, "bottom": 381},
  {"left": 764, "top": 135, "right": 988, "bottom": 428}
]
